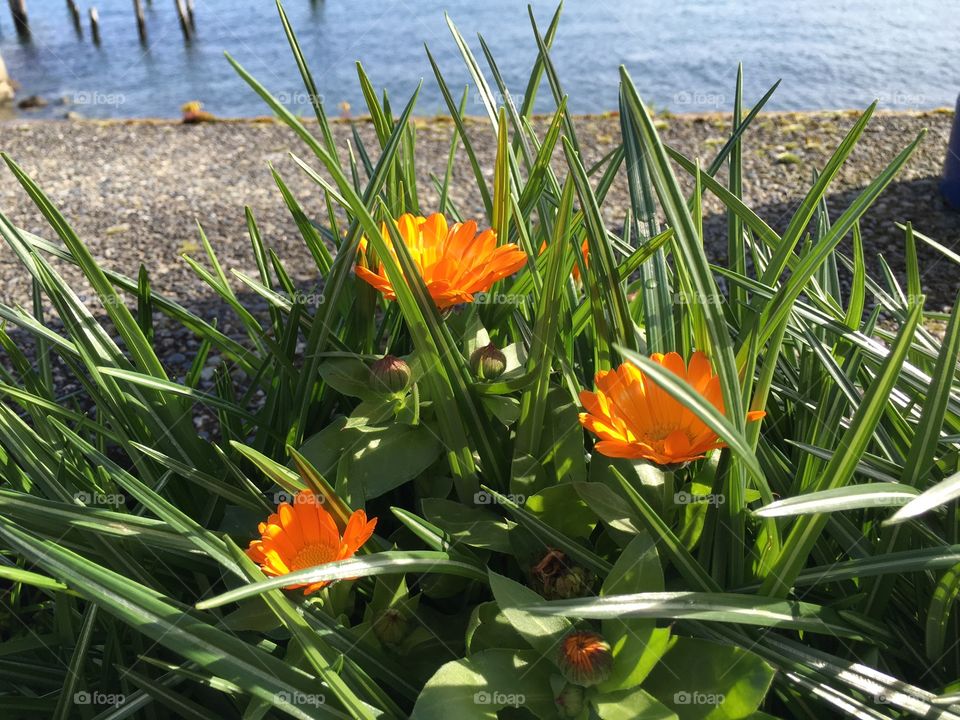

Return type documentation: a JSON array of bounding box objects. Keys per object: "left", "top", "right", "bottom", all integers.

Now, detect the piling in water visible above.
[
  {"left": 66, "top": 0, "right": 82, "bottom": 34},
  {"left": 89, "top": 7, "right": 100, "bottom": 45},
  {"left": 133, "top": 0, "right": 147, "bottom": 43},
  {"left": 8, "top": 0, "right": 29, "bottom": 37},
  {"left": 174, "top": 0, "right": 191, "bottom": 40}
]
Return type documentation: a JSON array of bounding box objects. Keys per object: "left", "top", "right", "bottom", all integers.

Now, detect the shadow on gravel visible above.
[{"left": 701, "top": 176, "right": 960, "bottom": 310}]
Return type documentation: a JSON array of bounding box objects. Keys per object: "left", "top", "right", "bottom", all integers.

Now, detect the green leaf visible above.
[
  {"left": 754, "top": 483, "right": 919, "bottom": 518},
  {"left": 926, "top": 562, "right": 960, "bottom": 662},
  {"left": 411, "top": 649, "right": 555, "bottom": 719},
  {"left": 420, "top": 499, "right": 515, "bottom": 553},
  {"left": 525, "top": 591, "right": 869, "bottom": 637},
  {"left": 593, "top": 687, "right": 678, "bottom": 720},
  {"left": 644, "top": 638, "right": 774, "bottom": 720},
  {"left": 524, "top": 484, "right": 596, "bottom": 540},
  {"left": 761, "top": 300, "right": 924, "bottom": 596},
  {"left": 598, "top": 533, "right": 672, "bottom": 692},
  {"left": 197, "top": 552, "right": 486, "bottom": 610},
  {"left": 349, "top": 424, "right": 443, "bottom": 500},
  {"left": 488, "top": 569, "right": 571, "bottom": 657}
]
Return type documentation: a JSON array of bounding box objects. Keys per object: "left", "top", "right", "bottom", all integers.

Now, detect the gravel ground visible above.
[{"left": 0, "top": 110, "right": 957, "bottom": 345}]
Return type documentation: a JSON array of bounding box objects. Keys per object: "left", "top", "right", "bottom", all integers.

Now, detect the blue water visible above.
[{"left": 0, "top": 0, "right": 956, "bottom": 119}]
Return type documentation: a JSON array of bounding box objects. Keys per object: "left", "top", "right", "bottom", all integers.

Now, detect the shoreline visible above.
[{"left": 0, "top": 107, "right": 955, "bottom": 126}]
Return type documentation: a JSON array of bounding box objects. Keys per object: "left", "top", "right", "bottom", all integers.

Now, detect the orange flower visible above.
[
  {"left": 578, "top": 351, "right": 765, "bottom": 466},
  {"left": 245, "top": 490, "right": 377, "bottom": 595},
  {"left": 355, "top": 213, "right": 528, "bottom": 309},
  {"left": 539, "top": 238, "right": 590, "bottom": 282}
]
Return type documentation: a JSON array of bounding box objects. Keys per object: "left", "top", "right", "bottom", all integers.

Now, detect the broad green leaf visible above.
[
  {"left": 598, "top": 533, "right": 672, "bottom": 692},
  {"left": 644, "top": 638, "right": 774, "bottom": 720},
  {"left": 488, "top": 569, "right": 571, "bottom": 657}
]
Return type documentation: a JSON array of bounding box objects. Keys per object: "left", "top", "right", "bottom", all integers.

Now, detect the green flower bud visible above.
[
  {"left": 373, "top": 607, "right": 409, "bottom": 647},
  {"left": 369, "top": 355, "right": 411, "bottom": 394},
  {"left": 557, "top": 631, "right": 613, "bottom": 687},
  {"left": 553, "top": 566, "right": 593, "bottom": 600},
  {"left": 555, "top": 683, "right": 586, "bottom": 717},
  {"left": 470, "top": 343, "right": 506, "bottom": 380}
]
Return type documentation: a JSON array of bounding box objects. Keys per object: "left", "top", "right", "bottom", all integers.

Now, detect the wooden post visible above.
[
  {"left": 89, "top": 7, "right": 100, "bottom": 45},
  {"left": 133, "top": 0, "right": 147, "bottom": 43},
  {"left": 66, "top": 0, "right": 82, "bottom": 34},
  {"left": 8, "top": 0, "right": 29, "bottom": 36},
  {"left": 174, "top": 0, "right": 190, "bottom": 40}
]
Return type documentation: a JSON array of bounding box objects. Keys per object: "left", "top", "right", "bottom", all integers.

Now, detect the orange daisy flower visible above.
[
  {"left": 578, "top": 351, "right": 765, "bottom": 467},
  {"left": 355, "top": 213, "right": 528, "bottom": 309},
  {"left": 245, "top": 490, "right": 377, "bottom": 595}
]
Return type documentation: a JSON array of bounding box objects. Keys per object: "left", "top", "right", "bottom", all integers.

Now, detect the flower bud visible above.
[
  {"left": 553, "top": 566, "right": 593, "bottom": 600},
  {"left": 555, "top": 683, "right": 586, "bottom": 717},
  {"left": 532, "top": 549, "right": 593, "bottom": 600},
  {"left": 373, "top": 608, "right": 409, "bottom": 647},
  {"left": 557, "top": 630, "right": 613, "bottom": 687},
  {"left": 470, "top": 343, "right": 506, "bottom": 380},
  {"left": 369, "top": 355, "right": 411, "bottom": 394}
]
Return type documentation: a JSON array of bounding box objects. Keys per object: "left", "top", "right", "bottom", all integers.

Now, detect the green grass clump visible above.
[{"left": 0, "top": 2, "right": 957, "bottom": 719}]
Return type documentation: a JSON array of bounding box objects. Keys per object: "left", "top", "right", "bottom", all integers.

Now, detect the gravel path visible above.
[{"left": 0, "top": 110, "right": 957, "bottom": 333}]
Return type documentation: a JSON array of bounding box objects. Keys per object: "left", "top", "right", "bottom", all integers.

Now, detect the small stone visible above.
[
  {"left": 775, "top": 151, "right": 802, "bottom": 165},
  {"left": 17, "top": 95, "right": 47, "bottom": 109}
]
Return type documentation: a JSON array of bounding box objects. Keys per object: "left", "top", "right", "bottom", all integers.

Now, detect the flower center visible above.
[{"left": 290, "top": 543, "right": 338, "bottom": 571}]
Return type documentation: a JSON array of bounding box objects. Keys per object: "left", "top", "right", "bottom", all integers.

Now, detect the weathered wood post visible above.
[
  {"left": 174, "top": 0, "right": 191, "bottom": 40},
  {"left": 89, "top": 7, "right": 100, "bottom": 45},
  {"left": 133, "top": 0, "right": 147, "bottom": 43},
  {"left": 0, "top": 49, "right": 15, "bottom": 105},
  {"left": 8, "top": 0, "right": 29, "bottom": 36},
  {"left": 66, "top": 0, "right": 82, "bottom": 34}
]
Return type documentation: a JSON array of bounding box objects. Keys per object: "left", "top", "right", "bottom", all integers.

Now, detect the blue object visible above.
[{"left": 942, "top": 94, "right": 960, "bottom": 210}]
